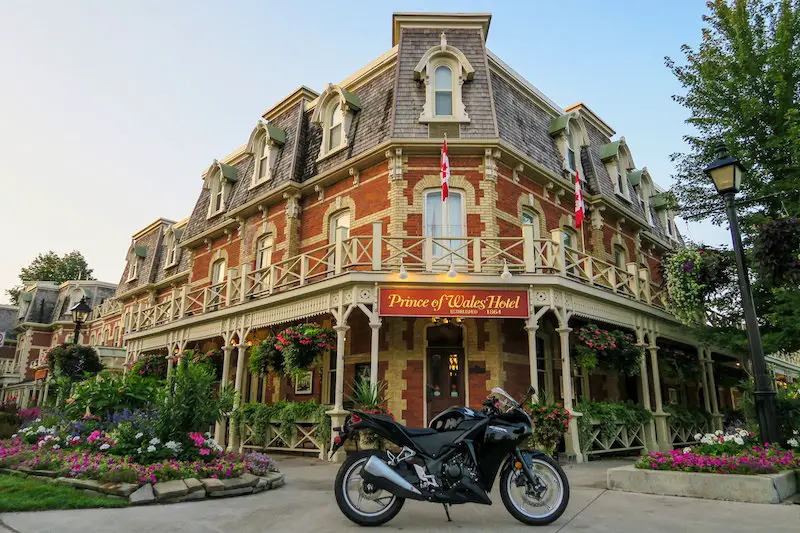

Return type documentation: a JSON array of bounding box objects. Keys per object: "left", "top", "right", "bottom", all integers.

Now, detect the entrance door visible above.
[{"left": 426, "top": 324, "right": 465, "bottom": 421}]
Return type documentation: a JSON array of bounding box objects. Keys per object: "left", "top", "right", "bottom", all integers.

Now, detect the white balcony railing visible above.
[{"left": 107, "top": 223, "right": 674, "bottom": 334}]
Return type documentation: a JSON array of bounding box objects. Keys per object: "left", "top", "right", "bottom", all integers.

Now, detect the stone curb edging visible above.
[
  {"left": 0, "top": 467, "right": 285, "bottom": 505},
  {"left": 607, "top": 465, "right": 799, "bottom": 504}
]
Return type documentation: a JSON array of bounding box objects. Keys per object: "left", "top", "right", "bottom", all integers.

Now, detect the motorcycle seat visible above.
[{"left": 401, "top": 426, "right": 439, "bottom": 437}]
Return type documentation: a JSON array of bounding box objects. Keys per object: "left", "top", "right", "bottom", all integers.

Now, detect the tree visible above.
[
  {"left": 665, "top": 0, "right": 800, "bottom": 356},
  {"left": 666, "top": 0, "right": 800, "bottom": 228},
  {"left": 6, "top": 251, "right": 95, "bottom": 305}
]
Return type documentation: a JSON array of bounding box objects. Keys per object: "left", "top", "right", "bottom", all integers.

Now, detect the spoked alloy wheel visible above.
[
  {"left": 335, "top": 451, "right": 405, "bottom": 526},
  {"left": 500, "top": 454, "right": 569, "bottom": 525}
]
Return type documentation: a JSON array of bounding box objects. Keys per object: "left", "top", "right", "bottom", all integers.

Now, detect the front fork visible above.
[{"left": 511, "top": 448, "right": 547, "bottom": 495}]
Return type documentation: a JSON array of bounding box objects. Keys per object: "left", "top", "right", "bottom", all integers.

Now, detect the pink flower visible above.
[{"left": 199, "top": 448, "right": 211, "bottom": 456}]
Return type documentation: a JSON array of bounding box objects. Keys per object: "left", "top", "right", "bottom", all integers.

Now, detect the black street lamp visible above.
[
  {"left": 69, "top": 297, "right": 92, "bottom": 345},
  {"left": 703, "top": 142, "right": 779, "bottom": 444}
]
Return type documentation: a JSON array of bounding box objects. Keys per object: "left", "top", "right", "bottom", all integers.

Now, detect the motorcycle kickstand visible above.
[{"left": 442, "top": 503, "right": 452, "bottom": 522}]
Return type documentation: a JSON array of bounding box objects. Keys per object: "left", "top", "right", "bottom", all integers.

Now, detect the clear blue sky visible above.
[{"left": 0, "top": 0, "right": 729, "bottom": 304}]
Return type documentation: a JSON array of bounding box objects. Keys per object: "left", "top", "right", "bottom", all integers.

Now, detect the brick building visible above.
[
  {"left": 0, "top": 281, "right": 124, "bottom": 406},
  {"left": 86, "top": 13, "right": 736, "bottom": 460}
]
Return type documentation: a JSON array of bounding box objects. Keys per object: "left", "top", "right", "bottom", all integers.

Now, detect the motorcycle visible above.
[{"left": 330, "top": 387, "right": 569, "bottom": 526}]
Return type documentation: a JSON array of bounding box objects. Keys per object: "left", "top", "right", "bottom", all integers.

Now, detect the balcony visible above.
[{"left": 112, "top": 223, "right": 671, "bottom": 335}]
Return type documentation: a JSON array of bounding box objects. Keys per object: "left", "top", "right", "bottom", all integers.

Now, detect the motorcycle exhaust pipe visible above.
[{"left": 361, "top": 456, "right": 425, "bottom": 500}]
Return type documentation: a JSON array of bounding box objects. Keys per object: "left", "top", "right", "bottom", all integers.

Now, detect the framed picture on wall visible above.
[{"left": 295, "top": 370, "right": 313, "bottom": 395}]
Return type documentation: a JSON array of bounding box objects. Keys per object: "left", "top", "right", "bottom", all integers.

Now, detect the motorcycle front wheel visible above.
[
  {"left": 334, "top": 450, "right": 405, "bottom": 526},
  {"left": 499, "top": 453, "right": 569, "bottom": 526}
]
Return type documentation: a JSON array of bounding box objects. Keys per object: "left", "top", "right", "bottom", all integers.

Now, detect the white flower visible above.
[
  {"left": 733, "top": 437, "right": 744, "bottom": 446},
  {"left": 714, "top": 430, "right": 723, "bottom": 436},
  {"left": 135, "top": 432, "right": 143, "bottom": 439},
  {"left": 11, "top": 434, "right": 17, "bottom": 438},
  {"left": 52, "top": 444, "right": 60, "bottom": 450},
  {"left": 693, "top": 433, "right": 702, "bottom": 440},
  {"left": 737, "top": 428, "right": 748, "bottom": 437},
  {"left": 787, "top": 438, "right": 799, "bottom": 448},
  {"left": 149, "top": 437, "right": 160, "bottom": 445},
  {"left": 147, "top": 445, "right": 156, "bottom": 452},
  {"left": 165, "top": 441, "right": 182, "bottom": 452},
  {"left": 700, "top": 436, "right": 714, "bottom": 445},
  {"left": 37, "top": 426, "right": 47, "bottom": 434},
  {"left": 99, "top": 443, "right": 110, "bottom": 451},
  {"left": 682, "top": 447, "right": 692, "bottom": 453},
  {"left": 793, "top": 430, "right": 799, "bottom": 436}
]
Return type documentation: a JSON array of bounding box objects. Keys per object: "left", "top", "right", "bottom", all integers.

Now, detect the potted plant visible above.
[
  {"left": 274, "top": 323, "right": 335, "bottom": 378},
  {"left": 574, "top": 324, "right": 643, "bottom": 376},
  {"left": 348, "top": 379, "right": 391, "bottom": 450},
  {"left": 522, "top": 401, "right": 571, "bottom": 457}
]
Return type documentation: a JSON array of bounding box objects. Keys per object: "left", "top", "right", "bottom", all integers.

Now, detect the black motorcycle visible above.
[{"left": 330, "top": 387, "right": 569, "bottom": 526}]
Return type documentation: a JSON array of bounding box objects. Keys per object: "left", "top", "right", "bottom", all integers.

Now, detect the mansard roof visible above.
[{"left": 174, "top": 11, "right": 674, "bottom": 249}]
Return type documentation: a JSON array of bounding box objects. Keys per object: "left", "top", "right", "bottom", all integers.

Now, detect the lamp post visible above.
[
  {"left": 703, "top": 142, "right": 779, "bottom": 444},
  {"left": 69, "top": 297, "right": 92, "bottom": 344}
]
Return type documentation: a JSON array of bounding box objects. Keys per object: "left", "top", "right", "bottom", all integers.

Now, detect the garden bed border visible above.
[
  {"left": 0, "top": 468, "right": 285, "bottom": 505},
  {"left": 607, "top": 464, "right": 798, "bottom": 504}
]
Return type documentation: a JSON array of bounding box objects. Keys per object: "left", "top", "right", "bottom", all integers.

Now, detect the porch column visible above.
[
  {"left": 41, "top": 381, "right": 50, "bottom": 406},
  {"left": 228, "top": 344, "right": 248, "bottom": 452},
  {"left": 704, "top": 349, "right": 722, "bottom": 430},
  {"left": 648, "top": 341, "right": 671, "bottom": 451},
  {"left": 369, "top": 319, "right": 381, "bottom": 386},
  {"left": 166, "top": 354, "right": 174, "bottom": 379},
  {"left": 216, "top": 345, "right": 235, "bottom": 447},
  {"left": 525, "top": 317, "right": 539, "bottom": 402},
  {"left": 698, "top": 348, "right": 712, "bottom": 414},
  {"left": 327, "top": 322, "right": 350, "bottom": 463},
  {"left": 556, "top": 327, "right": 583, "bottom": 463},
  {"left": 636, "top": 336, "right": 658, "bottom": 453}
]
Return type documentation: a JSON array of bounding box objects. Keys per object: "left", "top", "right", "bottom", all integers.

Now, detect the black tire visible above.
[
  {"left": 499, "top": 454, "right": 570, "bottom": 526},
  {"left": 334, "top": 450, "right": 405, "bottom": 527}
]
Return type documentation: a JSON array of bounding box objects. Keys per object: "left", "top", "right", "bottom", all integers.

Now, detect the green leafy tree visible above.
[
  {"left": 7, "top": 250, "right": 95, "bottom": 305},
  {"left": 666, "top": 0, "right": 800, "bottom": 355}
]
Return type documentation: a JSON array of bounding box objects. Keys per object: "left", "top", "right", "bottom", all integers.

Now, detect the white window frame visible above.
[
  {"left": 423, "top": 188, "right": 466, "bottom": 261},
  {"left": 433, "top": 65, "right": 454, "bottom": 117},
  {"left": 328, "top": 210, "right": 351, "bottom": 243},
  {"left": 561, "top": 227, "right": 579, "bottom": 251},
  {"left": 255, "top": 234, "right": 274, "bottom": 272},
  {"left": 521, "top": 207, "right": 541, "bottom": 240},
  {"left": 252, "top": 134, "right": 271, "bottom": 187},
  {"left": 126, "top": 250, "right": 138, "bottom": 282},
  {"left": 419, "top": 56, "right": 470, "bottom": 124},
  {"left": 164, "top": 229, "right": 179, "bottom": 269},
  {"left": 312, "top": 85, "right": 360, "bottom": 162},
  {"left": 207, "top": 176, "right": 227, "bottom": 218},
  {"left": 613, "top": 245, "right": 627, "bottom": 270}
]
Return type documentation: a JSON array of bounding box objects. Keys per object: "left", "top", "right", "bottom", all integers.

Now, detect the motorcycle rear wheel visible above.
[
  {"left": 334, "top": 450, "right": 405, "bottom": 526},
  {"left": 499, "top": 453, "right": 569, "bottom": 526}
]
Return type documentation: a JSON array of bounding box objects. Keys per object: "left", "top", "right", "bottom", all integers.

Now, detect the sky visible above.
[{"left": 0, "top": 0, "right": 731, "bottom": 305}]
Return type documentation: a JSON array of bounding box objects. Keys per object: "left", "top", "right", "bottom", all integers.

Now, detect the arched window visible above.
[
  {"left": 125, "top": 248, "right": 139, "bottom": 282},
  {"left": 329, "top": 210, "right": 351, "bottom": 243},
  {"left": 164, "top": 228, "right": 179, "bottom": 268},
  {"left": 255, "top": 234, "right": 274, "bottom": 272},
  {"left": 256, "top": 134, "right": 270, "bottom": 183},
  {"left": 424, "top": 189, "right": 465, "bottom": 260},
  {"left": 562, "top": 228, "right": 578, "bottom": 250},
  {"left": 211, "top": 258, "right": 226, "bottom": 287},
  {"left": 521, "top": 207, "right": 541, "bottom": 240},
  {"left": 328, "top": 102, "right": 343, "bottom": 151},
  {"left": 204, "top": 162, "right": 238, "bottom": 219},
  {"left": 434, "top": 66, "right": 453, "bottom": 116}
]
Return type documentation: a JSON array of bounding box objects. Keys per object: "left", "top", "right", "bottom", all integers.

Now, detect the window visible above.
[
  {"left": 424, "top": 189, "right": 465, "bottom": 259},
  {"left": 613, "top": 245, "right": 627, "bottom": 269},
  {"left": 211, "top": 259, "right": 226, "bottom": 286},
  {"left": 126, "top": 249, "right": 138, "bottom": 282},
  {"left": 328, "top": 103, "right": 343, "bottom": 151},
  {"left": 521, "top": 207, "right": 541, "bottom": 239},
  {"left": 164, "top": 228, "right": 179, "bottom": 268},
  {"left": 205, "top": 162, "right": 238, "bottom": 218},
  {"left": 329, "top": 211, "right": 351, "bottom": 242},
  {"left": 567, "top": 145, "right": 576, "bottom": 172},
  {"left": 211, "top": 181, "right": 224, "bottom": 213},
  {"left": 414, "top": 34, "right": 474, "bottom": 124},
  {"left": 312, "top": 84, "right": 361, "bottom": 160},
  {"left": 434, "top": 66, "right": 453, "bottom": 116},
  {"left": 562, "top": 229, "right": 577, "bottom": 249},
  {"left": 666, "top": 217, "right": 674, "bottom": 237},
  {"left": 255, "top": 234, "right": 274, "bottom": 272},
  {"left": 617, "top": 172, "right": 625, "bottom": 195}
]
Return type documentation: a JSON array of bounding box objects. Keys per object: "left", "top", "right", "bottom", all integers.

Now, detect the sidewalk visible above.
[{"left": 1, "top": 457, "right": 798, "bottom": 533}]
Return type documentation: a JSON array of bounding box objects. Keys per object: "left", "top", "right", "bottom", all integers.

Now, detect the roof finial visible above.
[{"left": 440, "top": 32, "right": 447, "bottom": 51}]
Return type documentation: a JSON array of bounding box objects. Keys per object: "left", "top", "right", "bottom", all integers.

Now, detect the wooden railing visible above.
[
  {"left": 118, "top": 223, "right": 677, "bottom": 334},
  {"left": 239, "top": 419, "right": 325, "bottom": 457},
  {"left": 0, "top": 359, "right": 18, "bottom": 376},
  {"left": 581, "top": 420, "right": 648, "bottom": 456},
  {"left": 669, "top": 421, "right": 711, "bottom": 447}
]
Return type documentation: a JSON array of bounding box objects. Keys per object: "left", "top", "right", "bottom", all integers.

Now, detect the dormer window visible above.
[
  {"left": 415, "top": 33, "right": 474, "bottom": 124},
  {"left": 203, "top": 160, "right": 239, "bottom": 218},
  {"left": 600, "top": 139, "right": 633, "bottom": 200},
  {"left": 125, "top": 246, "right": 141, "bottom": 282},
  {"left": 549, "top": 113, "right": 588, "bottom": 179},
  {"left": 163, "top": 226, "right": 180, "bottom": 269},
  {"left": 247, "top": 121, "right": 286, "bottom": 187},
  {"left": 312, "top": 84, "right": 361, "bottom": 160}
]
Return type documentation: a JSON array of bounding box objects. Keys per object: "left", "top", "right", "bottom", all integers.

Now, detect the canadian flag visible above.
[
  {"left": 574, "top": 170, "right": 585, "bottom": 228},
  {"left": 440, "top": 137, "right": 450, "bottom": 202}
]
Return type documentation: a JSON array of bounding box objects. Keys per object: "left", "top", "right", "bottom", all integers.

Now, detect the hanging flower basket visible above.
[
  {"left": 249, "top": 339, "right": 284, "bottom": 376},
  {"left": 249, "top": 323, "right": 335, "bottom": 378},
  {"left": 130, "top": 353, "right": 168, "bottom": 379},
  {"left": 574, "top": 324, "right": 642, "bottom": 376},
  {"left": 174, "top": 349, "right": 224, "bottom": 380},
  {"left": 46, "top": 343, "right": 103, "bottom": 381}
]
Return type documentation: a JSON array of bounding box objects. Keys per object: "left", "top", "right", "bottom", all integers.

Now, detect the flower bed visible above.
[{"left": 635, "top": 429, "right": 799, "bottom": 475}]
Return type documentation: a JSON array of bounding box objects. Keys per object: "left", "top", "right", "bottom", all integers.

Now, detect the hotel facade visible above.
[{"left": 73, "top": 13, "right": 748, "bottom": 461}]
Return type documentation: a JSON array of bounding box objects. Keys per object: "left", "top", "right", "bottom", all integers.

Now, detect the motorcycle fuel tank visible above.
[{"left": 429, "top": 406, "right": 486, "bottom": 432}]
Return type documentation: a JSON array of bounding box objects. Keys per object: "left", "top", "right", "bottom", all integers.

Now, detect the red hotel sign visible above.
[{"left": 379, "top": 288, "right": 529, "bottom": 318}]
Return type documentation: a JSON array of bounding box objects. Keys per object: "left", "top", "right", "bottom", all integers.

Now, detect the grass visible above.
[{"left": 0, "top": 474, "right": 128, "bottom": 512}]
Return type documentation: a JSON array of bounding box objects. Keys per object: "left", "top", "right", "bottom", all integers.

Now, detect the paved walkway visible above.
[{"left": 1, "top": 457, "right": 798, "bottom": 533}]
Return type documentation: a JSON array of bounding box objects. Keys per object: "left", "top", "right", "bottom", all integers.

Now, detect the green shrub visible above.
[
  {"left": 664, "top": 404, "right": 712, "bottom": 430},
  {"left": 46, "top": 343, "right": 102, "bottom": 381},
  {"left": 65, "top": 372, "right": 162, "bottom": 419},
  {"left": 576, "top": 400, "right": 652, "bottom": 452}
]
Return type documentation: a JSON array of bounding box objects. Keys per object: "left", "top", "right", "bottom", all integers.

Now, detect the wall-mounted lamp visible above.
[
  {"left": 398, "top": 260, "right": 409, "bottom": 280},
  {"left": 500, "top": 259, "right": 512, "bottom": 281},
  {"left": 446, "top": 260, "right": 457, "bottom": 279}
]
